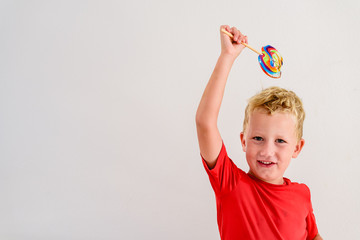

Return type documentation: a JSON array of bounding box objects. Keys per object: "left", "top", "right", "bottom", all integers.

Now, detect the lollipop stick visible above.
[{"left": 221, "top": 29, "right": 263, "bottom": 55}]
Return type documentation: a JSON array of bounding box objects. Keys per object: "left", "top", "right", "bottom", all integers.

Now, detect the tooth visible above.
[{"left": 260, "top": 161, "right": 272, "bottom": 164}]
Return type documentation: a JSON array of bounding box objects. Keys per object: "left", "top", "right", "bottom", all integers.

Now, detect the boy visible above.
[{"left": 195, "top": 25, "right": 322, "bottom": 240}]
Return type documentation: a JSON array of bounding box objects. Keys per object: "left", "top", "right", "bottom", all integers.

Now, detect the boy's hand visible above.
[{"left": 220, "top": 25, "right": 248, "bottom": 59}]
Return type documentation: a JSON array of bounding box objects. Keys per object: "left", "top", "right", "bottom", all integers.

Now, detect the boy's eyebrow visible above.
[
  {"left": 247, "top": 131, "right": 264, "bottom": 136},
  {"left": 249, "top": 130, "right": 291, "bottom": 138}
]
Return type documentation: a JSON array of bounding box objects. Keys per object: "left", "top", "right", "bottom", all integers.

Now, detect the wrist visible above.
[{"left": 218, "top": 52, "right": 237, "bottom": 65}]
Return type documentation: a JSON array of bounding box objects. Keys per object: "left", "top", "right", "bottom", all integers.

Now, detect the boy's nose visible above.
[{"left": 259, "top": 142, "right": 275, "bottom": 158}]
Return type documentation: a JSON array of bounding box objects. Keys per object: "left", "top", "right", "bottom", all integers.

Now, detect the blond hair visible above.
[{"left": 243, "top": 86, "right": 305, "bottom": 141}]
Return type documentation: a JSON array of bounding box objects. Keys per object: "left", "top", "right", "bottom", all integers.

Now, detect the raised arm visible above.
[{"left": 195, "top": 25, "right": 248, "bottom": 168}]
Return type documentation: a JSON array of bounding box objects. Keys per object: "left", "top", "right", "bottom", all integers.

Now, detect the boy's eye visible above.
[
  {"left": 253, "top": 136, "right": 263, "bottom": 141},
  {"left": 276, "top": 139, "right": 286, "bottom": 143}
]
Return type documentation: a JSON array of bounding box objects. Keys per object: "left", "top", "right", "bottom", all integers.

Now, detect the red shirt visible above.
[{"left": 202, "top": 142, "right": 318, "bottom": 240}]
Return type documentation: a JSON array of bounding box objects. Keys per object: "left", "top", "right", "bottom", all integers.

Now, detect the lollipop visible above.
[
  {"left": 221, "top": 29, "right": 283, "bottom": 78},
  {"left": 258, "top": 45, "right": 283, "bottom": 78}
]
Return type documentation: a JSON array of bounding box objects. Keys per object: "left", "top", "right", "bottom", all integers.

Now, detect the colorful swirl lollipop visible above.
[
  {"left": 221, "top": 29, "right": 283, "bottom": 78},
  {"left": 258, "top": 45, "right": 283, "bottom": 78}
]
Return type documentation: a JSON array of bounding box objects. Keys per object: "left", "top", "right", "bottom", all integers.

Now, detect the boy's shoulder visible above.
[
  {"left": 286, "top": 178, "right": 311, "bottom": 191},
  {"left": 283, "top": 178, "right": 312, "bottom": 200}
]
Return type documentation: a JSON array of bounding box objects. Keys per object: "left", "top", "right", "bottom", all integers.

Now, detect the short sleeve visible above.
[
  {"left": 201, "top": 141, "right": 241, "bottom": 196},
  {"left": 305, "top": 189, "right": 319, "bottom": 240},
  {"left": 306, "top": 210, "right": 318, "bottom": 240}
]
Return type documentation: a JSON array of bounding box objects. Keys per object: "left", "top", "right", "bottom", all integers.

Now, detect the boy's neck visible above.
[{"left": 247, "top": 171, "right": 285, "bottom": 185}]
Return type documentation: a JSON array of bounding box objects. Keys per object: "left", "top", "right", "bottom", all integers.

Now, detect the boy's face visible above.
[{"left": 240, "top": 109, "right": 305, "bottom": 185}]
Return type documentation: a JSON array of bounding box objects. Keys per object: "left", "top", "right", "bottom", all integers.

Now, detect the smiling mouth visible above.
[{"left": 257, "top": 160, "right": 276, "bottom": 167}]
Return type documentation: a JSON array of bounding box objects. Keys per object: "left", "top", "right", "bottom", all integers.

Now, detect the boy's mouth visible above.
[{"left": 257, "top": 160, "right": 276, "bottom": 167}]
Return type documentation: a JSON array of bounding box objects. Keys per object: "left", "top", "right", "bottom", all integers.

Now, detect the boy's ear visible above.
[
  {"left": 240, "top": 132, "right": 247, "bottom": 152},
  {"left": 292, "top": 138, "right": 305, "bottom": 158}
]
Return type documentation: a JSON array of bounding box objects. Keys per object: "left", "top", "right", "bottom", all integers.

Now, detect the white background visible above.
[{"left": 1, "top": 0, "right": 359, "bottom": 239}]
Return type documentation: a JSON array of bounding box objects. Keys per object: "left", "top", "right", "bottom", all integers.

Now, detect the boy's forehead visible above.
[
  {"left": 250, "top": 108, "right": 297, "bottom": 121},
  {"left": 247, "top": 110, "right": 297, "bottom": 134}
]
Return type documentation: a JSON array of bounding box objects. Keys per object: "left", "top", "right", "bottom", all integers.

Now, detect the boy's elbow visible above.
[
  {"left": 313, "top": 233, "right": 323, "bottom": 240},
  {"left": 195, "top": 111, "right": 205, "bottom": 127},
  {"left": 195, "top": 110, "right": 216, "bottom": 128},
  {"left": 195, "top": 114, "right": 215, "bottom": 130}
]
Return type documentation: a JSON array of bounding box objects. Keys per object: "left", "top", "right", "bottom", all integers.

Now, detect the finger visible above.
[
  {"left": 238, "top": 34, "right": 246, "bottom": 44},
  {"left": 225, "top": 25, "right": 231, "bottom": 32},
  {"left": 221, "top": 25, "right": 232, "bottom": 36},
  {"left": 220, "top": 25, "right": 230, "bottom": 33},
  {"left": 220, "top": 25, "right": 232, "bottom": 40},
  {"left": 231, "top": 27, "right": 240, "bottom": 41},
  {"left": 243, "top": 36, "right": 248, "bottom": 44}
]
